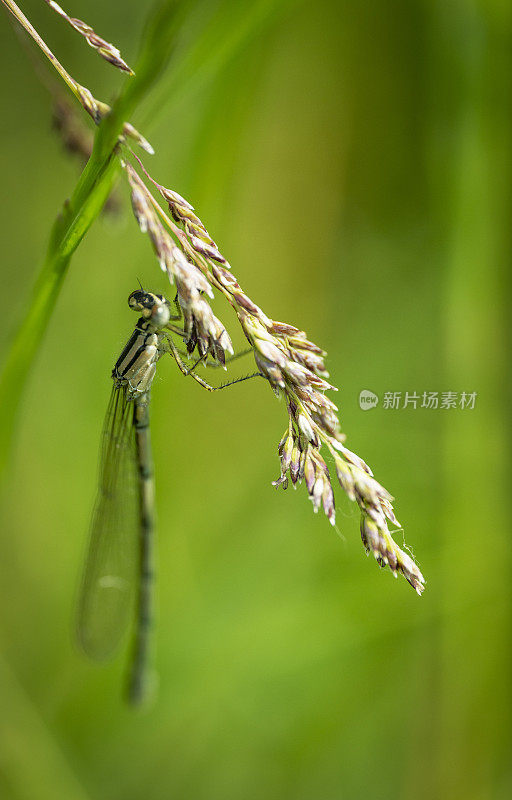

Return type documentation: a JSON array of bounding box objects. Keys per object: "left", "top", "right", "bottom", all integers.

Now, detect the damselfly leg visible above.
[{"left": 165, "top": 334, "right": 263, "bottom": 392}]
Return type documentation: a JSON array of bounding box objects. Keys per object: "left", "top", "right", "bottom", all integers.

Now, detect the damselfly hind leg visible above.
[
  {"left": 173, "top": 346, "right": 254, "bottom": 368},
  {"left": 165, "top": 335, "right": 264, "bottom": 392}
]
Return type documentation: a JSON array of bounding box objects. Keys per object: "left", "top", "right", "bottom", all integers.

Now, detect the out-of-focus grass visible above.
[{"left": 0, "top": 1, "right": 510, "bottom": 799}]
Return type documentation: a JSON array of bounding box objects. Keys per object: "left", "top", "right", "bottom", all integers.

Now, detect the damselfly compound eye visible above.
[
  {"left": 128, "top": 290, "right": 146, "bottom": 312},
  {"left": 128, "top": 291, "right": 169, "bottom": 327},
  {"left": 128, "top": 289, "right": 152, "bottom": 313}
]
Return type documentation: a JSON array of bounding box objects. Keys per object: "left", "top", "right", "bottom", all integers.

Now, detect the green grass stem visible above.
[{"left": 0, "top": 0, "right": 187, "bottom": 481}]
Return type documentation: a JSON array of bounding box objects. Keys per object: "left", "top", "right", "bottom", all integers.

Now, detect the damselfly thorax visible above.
[{"left": 114, "top": 291, "right": 171, "bottom": 399}]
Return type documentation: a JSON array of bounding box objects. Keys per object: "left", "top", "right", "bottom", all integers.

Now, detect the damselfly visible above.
[{"left": 77, "top": 289, "right": 260, "bottom": 704}]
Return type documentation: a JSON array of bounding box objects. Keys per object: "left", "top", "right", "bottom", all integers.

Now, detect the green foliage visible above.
[{"left": 0, "top": 1, "right": 510, "bottom": 799}]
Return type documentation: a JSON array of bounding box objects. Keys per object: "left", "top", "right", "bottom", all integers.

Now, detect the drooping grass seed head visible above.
[{"left": 118, "top": 154, "right": 424, "bottom": 594}]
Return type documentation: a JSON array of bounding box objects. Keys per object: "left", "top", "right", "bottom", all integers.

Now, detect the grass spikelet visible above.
[{"left": 44, "top": 0, "right": 134, "bottom": 74}]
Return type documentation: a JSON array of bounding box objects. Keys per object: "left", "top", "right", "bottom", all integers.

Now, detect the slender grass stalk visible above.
[
  {"left": 0, "top": 152, "right": 120, "bottom": 482},
  {"left": 2, "top": 0, "right": 153, "bottom": 152},
  {"left": 0, "top": 0, "right": 187, "bottom": 481},
  {"left": 1, "top": 0, "right": 85, "bottom": 103}
]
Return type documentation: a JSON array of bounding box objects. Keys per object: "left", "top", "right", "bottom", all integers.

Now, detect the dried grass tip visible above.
[{"left": 45, "top": 0, "right": 134, "bottom": 74}]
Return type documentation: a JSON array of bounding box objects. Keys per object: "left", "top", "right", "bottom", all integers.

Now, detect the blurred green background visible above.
[{"left": 0, "top": 1, "right": 510, "bottom": 798}]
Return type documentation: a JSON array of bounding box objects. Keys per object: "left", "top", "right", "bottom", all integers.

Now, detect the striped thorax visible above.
[{"left": 113, "top": 291, "right": 171, "bottom": 398}]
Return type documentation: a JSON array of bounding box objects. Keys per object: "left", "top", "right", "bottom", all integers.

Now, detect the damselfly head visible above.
[{"left": 128, "top": 290, "right": 171, "bottom": 328}]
